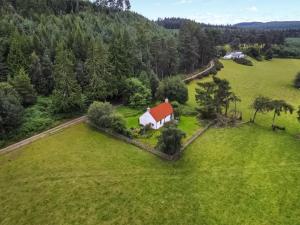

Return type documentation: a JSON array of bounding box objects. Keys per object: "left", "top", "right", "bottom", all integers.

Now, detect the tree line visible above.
[
  {"left": 0, "top": 0, "right": 215, "bottom": 142},
  {"left": 157, "top": 17, "right": 300, "bottom": 46}
]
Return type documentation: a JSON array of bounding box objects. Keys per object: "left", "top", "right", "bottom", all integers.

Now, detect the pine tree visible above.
[
  {"left": 10, "top": 67, "right": 37, "bottom": 107},
  {"left": 7, "top": 32, "right": 30, "bottom": 75},
  {"left": 85, "top": 40, "right": 113, "bottom": 101},
  {"left": 0, "top": 82, "right": 24, "bottom": 137},
  {"left": 0, "top": 55, "right": 8, "bottom": 82},
  {"left": 52, "top": 42, "right": 84, "bottom": 113},
  {"left": 29, "top": 52, "right": 42, "bottom": 93},
  {"left": 41, "top": 51, "right": 54, "bottom": 96}
]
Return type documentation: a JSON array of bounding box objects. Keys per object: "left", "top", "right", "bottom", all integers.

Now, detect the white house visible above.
[
  {"left": 223, "top": 51, "right": 245, "bottom": 60},
  {"left": 139, "top": 99, "right": 174, "bottom": 130}
]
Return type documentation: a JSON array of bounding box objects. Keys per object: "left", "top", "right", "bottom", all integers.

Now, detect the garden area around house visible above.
[
  {"left": 115, "top": 105, "right": 203, "bottom": 147},
  {"left": 1, "top": 59, "right": 300, "bottom": 225}
]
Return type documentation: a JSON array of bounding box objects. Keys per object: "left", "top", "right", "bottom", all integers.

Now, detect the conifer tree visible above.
[
  {"left": 52, "top": 42, "right": 83, "bottom": 113},
  {"left": 0, "top": 82, "right": 24, "bottom": 136},
  {"left": 0, "top": 55, "right": 8, "bottom": 82},
  {"left": 10, "top": 67, "right": 37, "bottom": 106},
  {"left": 85, "top": 40, "right": 113, "bottom": 101},
  {"left": 7, "top": 32, "right": 30, "bottom": 75}
]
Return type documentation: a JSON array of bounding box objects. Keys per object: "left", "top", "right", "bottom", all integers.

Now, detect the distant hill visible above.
[{"left": 234, "top": 21, "right": 300, "bottom": 30}]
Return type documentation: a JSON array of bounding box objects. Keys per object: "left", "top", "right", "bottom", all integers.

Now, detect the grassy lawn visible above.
[
  {"left": 116, "top": 106, "right": 202, "bottom": 147},
  {"left": 1, "top": 123, "right": 300, "bottom": 225},
  {"left": 1, "top": 59, "right": 300, "bottom": 224},
  {"left": 188, "top": 59, "right": 300, "bottom": 135}
]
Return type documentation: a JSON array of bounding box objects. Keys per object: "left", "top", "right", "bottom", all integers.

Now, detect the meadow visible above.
[
  {"left": 188, "top": 59, "right": 300, "bottom": 135},
  {"left": 1, "top": 59, "right": 300, "bottom": 225}
]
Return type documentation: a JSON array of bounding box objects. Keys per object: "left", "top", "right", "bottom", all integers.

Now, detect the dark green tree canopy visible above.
[
  {"left": 0, "top": 82, "right": 24, "bottom": 137},
  {"left": 10, "top": 67, "right": 37, "bottom": 107},
  {"left": 156, "top": 77, "right": 188, "bottom": 104},
  {"left": 156, "top": 123, "right": 186, "bottom": 156},
  {"left": 294, "top": 72, "right": 300, "bottom": 89}
]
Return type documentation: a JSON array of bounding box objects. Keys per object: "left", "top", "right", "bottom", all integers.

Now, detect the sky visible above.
[{"left": 130, "top": 0, "right": 300, "bottom": 25}]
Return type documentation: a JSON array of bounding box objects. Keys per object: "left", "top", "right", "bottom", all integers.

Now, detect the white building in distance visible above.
[{"left": 223, "top": 51, "right": 245, "bottom": 60}]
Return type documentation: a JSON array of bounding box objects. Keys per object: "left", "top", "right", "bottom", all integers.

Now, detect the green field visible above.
[
  {"left": 1, "top": 59, "right": 300, "bottom": 225},
  {"left": 116, "top": 106, "right": 202, "bottom": 147},
  {"left": 188, "top": 59, "right": 300, "bottom": 135}
]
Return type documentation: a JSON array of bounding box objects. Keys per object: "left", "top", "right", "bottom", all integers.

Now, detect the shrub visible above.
[
  {"left": 265, "top": 49, "right": 273, "bottom": 60},
  {"left": 88, "top": 101, "right": 114, "bottom": 128},
  {"left": 156, "top": 123, "right": 186, "bottom": 156},
  {"left": 294, "top": 72, "right": 300, "bottom": 89},
  {"left": 88, "top": 101, "right": 131, "bottom": 137},
  {"left": 214, "top": 59, "right": 224, "bottom": 71},
  {"left": 234, "top": 58, "right": 253, "bottom": 66},
  {"left": 246, "top": 47, "right": 262, "bottom": 61}
]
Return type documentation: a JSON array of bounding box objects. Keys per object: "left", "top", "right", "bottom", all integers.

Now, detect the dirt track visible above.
[{"left": 0, "top": 116, "right": 87, "bottom": 155}]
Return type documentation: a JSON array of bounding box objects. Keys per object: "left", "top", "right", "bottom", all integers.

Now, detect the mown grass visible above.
[
  {"left": 116, "top": 106, "right": 202, "bottom": 147},
  {"left": 188, "top": 59, "right": 300, "bottom": 135},
  {"left": 1, "top": 59, "right": 300, "bottom": 225},
  {"left": 1, "top": 123, "right": 300, "bottom": 225}
]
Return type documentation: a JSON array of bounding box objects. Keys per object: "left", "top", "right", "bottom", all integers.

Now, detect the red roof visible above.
[{"left": 149, "top": 102, "right": 174, "bottom": 122}]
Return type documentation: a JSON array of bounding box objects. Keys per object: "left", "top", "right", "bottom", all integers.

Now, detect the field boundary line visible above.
[
  {"left": 0, "top": 116, "right": 87, "bottom": 155},
  {"left": 183, "top": 60, "right": 215, "bottom": 83}
]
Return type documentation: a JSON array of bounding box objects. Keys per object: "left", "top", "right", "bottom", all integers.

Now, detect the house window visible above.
[{"left": 160, "top": 120, "right": 163, "bottom": 125}]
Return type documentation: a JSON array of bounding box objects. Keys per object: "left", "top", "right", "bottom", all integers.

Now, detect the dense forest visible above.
[
  {"left": 234, "top": 21, "right": 300, "bottom": 30},
  {"left": 0, "top": 0, "right": 216, "bottom": 145},
  {"left": 157, "top": 18, "right": 300, "bottom": 46}
]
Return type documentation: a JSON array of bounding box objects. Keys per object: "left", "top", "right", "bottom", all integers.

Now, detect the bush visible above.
[
  {"left": 214, "top": 59, "right": 224, "bottom": 71},
  {"left": 88, "top": 101, "right": 131, "bottom": 137},
  {"left": 156, "top": 123, "right": 186, "bottom": 156},
  {"left": 246, "top": 47, "right": 262, "bottom": 61},
  {"left": 234, "top": 58, "right": 253, "bottom": 66},
  {"left": 265, "top": 49, "right": 273, "bottom": 60},
  {"left": 294, "top": 72, "right": 300, "bottom": 89},
  {"left": 88, "top": 101, "right": 114, "bottom": 128}
]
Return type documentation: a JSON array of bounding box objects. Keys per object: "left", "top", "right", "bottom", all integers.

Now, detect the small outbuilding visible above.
[
  {"left": 223, "top": 51, "right": 245, "bottom": 60},
  {"left": 139, "top": 99, "right": 174, "bottom": 130}
]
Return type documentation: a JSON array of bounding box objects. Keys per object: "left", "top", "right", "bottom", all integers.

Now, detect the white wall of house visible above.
[
  {"left": 154, "top": 114, "right": 173, "bottom": 130},
  {"left": 139, "top": 113, "right": 173, "bottom": 130},
  {"left": 139, "top": 112, "right": 157, "bottom": 129},
  {"left": 223, "top": 52, "right": 245, "bottom": 60}
]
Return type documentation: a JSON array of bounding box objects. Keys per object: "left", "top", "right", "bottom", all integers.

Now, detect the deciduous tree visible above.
[
  {"left": 156, "top": 77, "right": 188, "bottom": 104},
  {"left": 251, "top": 96, "right": 272, "bottom": 123}
]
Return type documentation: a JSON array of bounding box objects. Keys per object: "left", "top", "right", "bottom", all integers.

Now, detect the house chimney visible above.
[
  {"left": 165, "top": 98, "right": 169, "bottom": 103},
  {"left": 147, "top": 107, "right": 151, "bottom": 112}
]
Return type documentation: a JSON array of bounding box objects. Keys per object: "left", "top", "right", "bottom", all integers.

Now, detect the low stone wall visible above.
[
  {"left": 89, "top": 123, "right": 174, "bottom": 161},
  {"left": 89, "top": 120, "right": 215, "bottom": 161},
  {"left": 181, "top": 121, "right": 215, "bottom": 151},
  {"left": 0, "top": 116, "right": 87, "bottom": 155}
]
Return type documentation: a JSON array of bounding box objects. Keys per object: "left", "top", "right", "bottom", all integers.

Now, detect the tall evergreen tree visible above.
[
  {"left": 0, "top": 55, "right": 8, "bottom": 82},
  {"left": 85, "top": 40, "right": 113, "bottom": 101},
  {"left": 10, "top": 67, "right": 37, "bottom": 106},
  {"left": 7, "top": 32, "right": 30, "bottom": 75},
  {"left": 52, "top": 42, "right": 83, "bottom": 113},
  {"left": 0, "top": 82, "right": 24, "bottom": 137}
]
